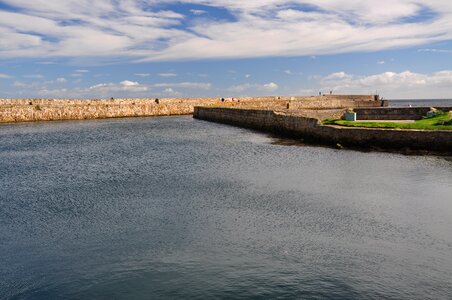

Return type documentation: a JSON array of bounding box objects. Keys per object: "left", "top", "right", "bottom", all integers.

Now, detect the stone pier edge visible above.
[{"left": 193, "top": 106, "right": 452, "bottom": 155}]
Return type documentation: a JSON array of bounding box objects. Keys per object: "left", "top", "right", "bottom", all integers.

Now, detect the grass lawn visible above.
[{"left": 324, "top": 111, "right": 452, "bottom": 130}]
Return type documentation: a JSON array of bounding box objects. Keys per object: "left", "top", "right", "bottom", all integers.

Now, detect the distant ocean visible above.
[{"left": 389, "top": 99, "right": 452, "bottom": 107}]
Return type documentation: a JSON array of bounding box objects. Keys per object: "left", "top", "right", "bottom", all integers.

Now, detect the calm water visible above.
[
  {"left": 1, "top": 116, "right": 452, "bottom": 299},
  {"left": 390, "top": 99, "right": 452, "bottom": 107}
]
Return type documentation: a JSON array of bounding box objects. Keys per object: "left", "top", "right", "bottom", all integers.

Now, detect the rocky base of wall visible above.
[{"left": 194, "top": 107, "right": 452, "bottom": 155}]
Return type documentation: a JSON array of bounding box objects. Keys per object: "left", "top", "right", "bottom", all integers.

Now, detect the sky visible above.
[{"left": 1, "top": 0, "right": 452, "bottom": 99}]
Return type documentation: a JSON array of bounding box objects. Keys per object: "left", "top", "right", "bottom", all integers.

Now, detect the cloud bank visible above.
[
  {"left": 319, "top": 70, "right": 452, "bottom": 98},
  {"left": 0, "top": 0, "right": 451, "bottom": 61},
  {"left": 5, "top": 69, "right": 452, "bottom": 99}
]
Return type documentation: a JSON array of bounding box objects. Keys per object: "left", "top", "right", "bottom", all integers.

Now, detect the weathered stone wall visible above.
[
  {"left": 212, "top": 97, "right": 386, "bottom": 111},
  {"left": 212, "top": 95, "right": 377, "bottom": 102},
  {"left": 0, "top": 97, "right": 226, "bottom": 123},
  {"left": 0, "top": 95, "right": 383, "bottom": 123},
  {"left": 194, "top": 107, "right": 452, "bottom": 153},
  {"left": 288, "top": 99, "right": 387, "bottom": 110},
  {"left": 354, "top": 107, "right": 452, "bottom": 120}
]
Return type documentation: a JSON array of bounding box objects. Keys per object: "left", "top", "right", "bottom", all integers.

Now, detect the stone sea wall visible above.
[
  {"left": 193, "top": 107, "right": 452, "bottom": 153},
  {"left": 0, "top": 98, "right": 218, "bottom": 123},
  {"left": 0, "top": 95, "right": 383, "bottom": 123},
  {"left": 223, "top": 99, "right": 387, "bottom": 110}
]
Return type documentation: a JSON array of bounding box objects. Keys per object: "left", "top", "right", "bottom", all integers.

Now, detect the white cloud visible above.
[
  {"left": 23, "top": 74, "right": 44, "bottom": 79},
  {"left": 41, "top": 77, "right": 68, "bottom": 85},
  {"left": 323, "top": 72, "right": 352, "bottom": 80},
  {"left": 13, "top": 81, "right": 28, "bottom": 87},
  {"left": 0, "top": 1, "right": 451, "bottom": 61},
  {"left": 263, "top": 82, "right": 279, "bottom": 91},
  {"left": 418, "top": 48, "right": 452, "bottom": 53},
  {"left": 377, "top": 60, "right": 385, "bottom": 64},
  {"left": 228, "top": 84, "right": 252, "bottom": 93},
  {"left": 284, "top": 70, "right": 293, "bottom": 75},
  {"left": 94, "top": 73, "right": 110, "bottom": 78},
  {"left": 158, "top": 73, "right": 177, "bottom": 77},
  {"left": 37, "top": 88, "right": 68, "bottom": 97},
  {"left": 75, "top": 69, "right": 89, "bottom": 73},
  {"left": 120, "top": 80, "right": 139, "bottom": 86},
  {"left": 6, "top": 76, "right": 150, "bottom": 98},
  {"left": 318, "top": 70, "right": 452, "bottom": 98},
  {"left": 229, "top": 82, "right": 279, "bottom": 93},
  {"left": 297, "top": 88, "right": 315, "bottom": 95},
  {"left": 162, "top": 88, "right": 182, "bottom": 96},
  {"left": 87, "top": 80, "right": 148, "bottom": 97},
  {"left": 0, "top": 73, "right": 12, "bottom": 79},
  {"left": 135, "top": 73, "right": 151, "bottom": 77},
  {"left": 154, "top": 82, "right": 211, "bottom": 90},
  {"left": 190, "top": 9, "right": 207, "bottom": 16},
  {"left": 245, "top": 74, "right": 251, "bottom": 78}
]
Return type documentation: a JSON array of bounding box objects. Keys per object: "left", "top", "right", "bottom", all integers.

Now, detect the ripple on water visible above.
[{"left": 1, "top": 116, "right": 452, "bottom": 299}]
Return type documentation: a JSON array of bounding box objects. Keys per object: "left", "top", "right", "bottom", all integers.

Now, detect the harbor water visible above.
[{"left": 1, "top": 116, "right": 451, "bottom": 299}]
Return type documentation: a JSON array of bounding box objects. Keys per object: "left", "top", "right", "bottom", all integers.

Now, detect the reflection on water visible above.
[{"left": 1, "top": 116, "right": 451, "bottom": 299}]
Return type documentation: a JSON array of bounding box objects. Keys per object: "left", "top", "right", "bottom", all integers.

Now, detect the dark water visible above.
[
  {"left": 1, "top": 116, "right": 452, "bottom": 299},
  {"left": 390, "top": 99, "right": 452, "bottom": 107}
]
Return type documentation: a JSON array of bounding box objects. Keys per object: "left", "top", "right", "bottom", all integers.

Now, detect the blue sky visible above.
[{"left": 1, "top": 0, "right": 452, "bottom": 99}]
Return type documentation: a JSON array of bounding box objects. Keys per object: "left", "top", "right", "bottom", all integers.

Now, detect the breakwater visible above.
[
  {"left": 0, "top": 98, "right": 218, "bottom": 123},
  {"left": 193, "top": 107, "right": 452, "bottom": 154},
  {"left": 0, "top": 95, "right": 385, "bottom": 123}
]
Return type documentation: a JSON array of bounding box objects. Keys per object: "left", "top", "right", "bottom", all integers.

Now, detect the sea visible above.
[
  {"left": 1, "top": 114, "right": 451, "bottom": 299},
  {"left": 390, "top": 98, "right": 452, "bottom": 107}
]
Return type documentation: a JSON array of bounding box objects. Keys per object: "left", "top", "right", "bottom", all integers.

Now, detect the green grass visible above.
[{"left": 323, "top": 111, "right": 452, "bottom": 130}]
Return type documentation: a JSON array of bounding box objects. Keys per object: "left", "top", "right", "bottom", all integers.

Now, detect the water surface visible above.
[
  {"left": 1, "top": 116, "right": 451, "bottom": 299},
  {"left": 390, "top": 99, "right": 452, "bottom": 107}
]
